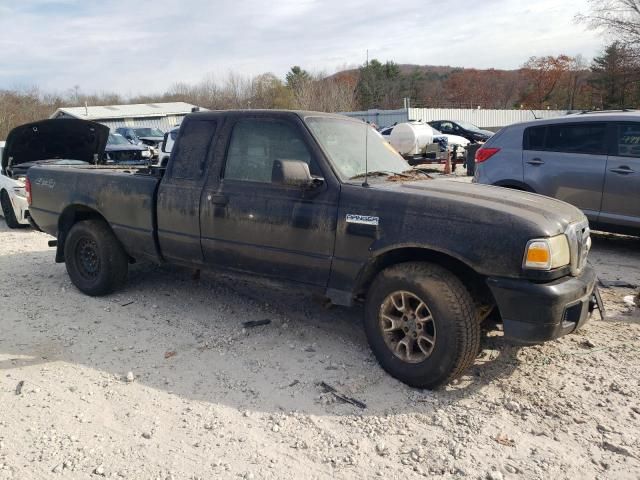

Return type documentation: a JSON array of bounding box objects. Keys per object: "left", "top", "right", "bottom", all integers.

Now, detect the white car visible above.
[{"left": 0, "top": 140, "right": 30, "bottom": 228}]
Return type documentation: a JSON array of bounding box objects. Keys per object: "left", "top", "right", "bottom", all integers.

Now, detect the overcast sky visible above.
[{"left": 0, "top": 0, "right": 604, "bottom": 96}]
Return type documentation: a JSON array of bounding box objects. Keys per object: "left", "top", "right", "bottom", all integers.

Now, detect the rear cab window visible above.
[{"left": 168, "top": 120, "right": 217, "bottom": 180}]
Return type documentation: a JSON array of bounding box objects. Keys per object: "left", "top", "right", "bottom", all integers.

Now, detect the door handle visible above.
[
  {"left": 609, "top": 166, "right": 635, "bottom": 175},
  {"left": 207, "top": 193, "right": 228, "bottom": 206},
  {"left": 526, "top": 158, "right": 545, "bottom": 165}
]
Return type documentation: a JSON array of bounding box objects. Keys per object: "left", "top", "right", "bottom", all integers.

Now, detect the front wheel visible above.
[
  {"left": 64, "top": 219, "right": 128, "bottom": 296},
  {"left": 364, "top": 262, "right": 480, "bottom": 389}
]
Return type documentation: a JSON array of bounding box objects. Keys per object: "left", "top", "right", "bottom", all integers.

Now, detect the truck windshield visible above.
[
  {"left": 108, "top": 134, "right": 131, "bottom": 145},
  {"left": 305, "top": 117, "right": 410, "bottom": 181}
]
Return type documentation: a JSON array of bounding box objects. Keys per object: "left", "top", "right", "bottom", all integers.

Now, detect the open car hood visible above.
[{"left": 1, "top": 119, "right": 109, "bottom": 175}]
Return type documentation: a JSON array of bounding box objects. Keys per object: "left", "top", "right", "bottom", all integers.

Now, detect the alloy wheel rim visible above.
[{"left": 379, "top": 290, "right": 436, "bottom": 363}]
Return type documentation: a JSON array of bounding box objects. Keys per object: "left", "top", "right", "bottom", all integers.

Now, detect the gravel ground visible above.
[{"left": 1, "top": 217, "right": 639, "bottom": 480}]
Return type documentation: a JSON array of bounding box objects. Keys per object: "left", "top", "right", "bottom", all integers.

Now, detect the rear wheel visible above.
[
  {"left": 364, "top": 262, "right": 480, "bottom": 389},
  {"left": 64, "top": 219, "right": 128, "bottom": 296},
  {"left": 1, "top": 190, "right": 24, "bottom": 229}
]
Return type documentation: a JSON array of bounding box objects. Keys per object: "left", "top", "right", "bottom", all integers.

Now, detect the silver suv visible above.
[{"left": 474, "top": 111, "right": 640, "bottom": 235}]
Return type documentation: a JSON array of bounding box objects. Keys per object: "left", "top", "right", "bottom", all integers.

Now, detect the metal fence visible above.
[
  {"left": 339, "top": 109, "right": 409, "bottom": 127},
  {"left": 408, "top": 108, "right": 569, "bottom": 129},
  {"left": 341, "top": 108, "right": 570, "bottom": 129}
]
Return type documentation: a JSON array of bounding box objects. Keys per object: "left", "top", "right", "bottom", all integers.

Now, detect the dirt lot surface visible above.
[{"left": 1, "top": 219, "right": 639, "bottom": 480}]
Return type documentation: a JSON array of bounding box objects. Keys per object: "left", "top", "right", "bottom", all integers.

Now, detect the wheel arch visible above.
[
  {"left": 354, "top": 246, "right": 495, "bottom": 310},
  {"left": 492, "top": 179, "right": 535, "bottom": 192},
  {"left": 55, "top": 204, "right": 111, "bottom": 263}
]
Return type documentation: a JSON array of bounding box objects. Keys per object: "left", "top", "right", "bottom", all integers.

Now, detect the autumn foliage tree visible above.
[{"left": 519, "top": 55, "right": 573, "bottom": 108}]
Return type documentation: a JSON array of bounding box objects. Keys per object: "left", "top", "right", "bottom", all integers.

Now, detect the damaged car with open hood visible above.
[{"left": 0, "top": 118, "right": 108, "bottom": 228}]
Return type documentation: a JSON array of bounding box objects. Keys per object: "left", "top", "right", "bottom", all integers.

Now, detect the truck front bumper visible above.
[{"left": 487, "top": 265, "right": 597, "bottom": 344}]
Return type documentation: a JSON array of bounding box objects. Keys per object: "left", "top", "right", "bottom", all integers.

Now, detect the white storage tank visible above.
[{"left": 389, "top": 122, "right": 434, "bottom": 156}]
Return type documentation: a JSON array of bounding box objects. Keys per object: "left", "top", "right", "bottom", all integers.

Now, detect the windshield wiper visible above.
[{"left": 349, "top": 170, "right": 407, "bottom": 180}]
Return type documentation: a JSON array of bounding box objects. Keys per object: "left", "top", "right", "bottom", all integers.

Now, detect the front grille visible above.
[
  {"left": 105, "top": 150, "right": 144, "bottom": 162},
  {"left": 565, "top": 220, "right": 590, "bottom": 276}
]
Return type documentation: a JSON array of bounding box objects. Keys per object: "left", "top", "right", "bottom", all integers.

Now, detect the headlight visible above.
[
  {"left": 523, "top": 234, "right": 571, "bottom": 270},
  {"left": 142, "top": 150, "right": 151, "bottom": 158}
]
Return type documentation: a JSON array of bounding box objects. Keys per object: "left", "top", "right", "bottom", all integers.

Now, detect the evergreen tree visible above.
[
  {"left": 590, "top": 42, "right": 639, "bottom": 108},
  {"left": 356, "top": 59, "right": 400, "bottom": 109},
  {"left": 285, "top": 66, "right": 311, "bottom": 90}
]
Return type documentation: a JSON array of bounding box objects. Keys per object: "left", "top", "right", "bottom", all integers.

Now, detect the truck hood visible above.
[
  {"left": 375, "top": 179, "right": 585, "bottom": 236},
  {"left": 2, "top": 119, "right": 109, "bottom": 174}
]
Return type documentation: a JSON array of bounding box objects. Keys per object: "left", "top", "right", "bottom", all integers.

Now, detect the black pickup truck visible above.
[{"left": 23, "top": 111, "right": 598, "bottom": 388}]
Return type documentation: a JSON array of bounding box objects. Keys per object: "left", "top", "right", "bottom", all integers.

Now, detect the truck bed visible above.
[{"left": 29, "top": 165, "right": 161, "bottom": 261}]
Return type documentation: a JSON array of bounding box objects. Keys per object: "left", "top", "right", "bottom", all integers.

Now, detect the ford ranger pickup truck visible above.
[{"left": 23, "top": 110, "right": 599, "bottom": 389}]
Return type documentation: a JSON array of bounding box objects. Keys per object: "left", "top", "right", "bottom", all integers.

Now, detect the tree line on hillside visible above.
[{"left": 1, "top": 0, "right": 639, "bottom": 140}]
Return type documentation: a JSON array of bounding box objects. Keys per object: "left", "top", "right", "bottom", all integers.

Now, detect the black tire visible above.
[
  {"left": 1, "top": 190, "right": 24, "bottom": 229},
  {"left": 64, "top": 219, "right": 128, "bottom": 296},
  {"left": 364, "top": 262, "right": 480, "bottom": 389}
]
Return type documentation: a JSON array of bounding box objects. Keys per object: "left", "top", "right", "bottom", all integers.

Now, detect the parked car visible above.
[
  {"left": 25, "top": 111, "right": 598, "bottom": 389},
  {"left": 115, "top": 127, "right": 164, "bottom": 158},
  {"left": 428, "top": 120, "right": 494, "bottom": 143},
  {"left": 157, "top": 126, "right": 180, "bottom": 167},
  {"left": 1, "top": 120, "right": 107, "bottom": 228},
  {"left": 105, "top": 133, "right": 152, "bottom": 165},
  {"left": 473, "top": 112, "right": 640, "bottom": 236},
  {"left": 0, "top": 140, "right": 28, "bottom": 228}
]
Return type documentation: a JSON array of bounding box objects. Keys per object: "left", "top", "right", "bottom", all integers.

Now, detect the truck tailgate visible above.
[{"left": 28, "top": 166, "right": 160, "bottom": 261}]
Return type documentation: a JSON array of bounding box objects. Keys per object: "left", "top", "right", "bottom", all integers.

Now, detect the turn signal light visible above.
[
  {"left": 475, "top": 147, "right": 501, "bottom": 163},
  {"left": 525, "top": 242, "right": 551, "bottom": 267},
  {"left": 523, "top": 235, "right": 571, "bottom": 271}
]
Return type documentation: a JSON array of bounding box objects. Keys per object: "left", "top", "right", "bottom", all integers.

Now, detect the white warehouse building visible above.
[{"left": 50, "top": 102, "right": 201, "bottom": 132}]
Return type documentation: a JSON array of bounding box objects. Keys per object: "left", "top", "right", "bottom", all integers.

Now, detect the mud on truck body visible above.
[{"left": 21, "top": 110, "right": 601, "bottom": 388}]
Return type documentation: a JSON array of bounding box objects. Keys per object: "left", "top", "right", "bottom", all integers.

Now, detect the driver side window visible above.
[
  {"left": 224, "top": 119, "right": 317, "bottom": 183},
  {"left": 440, "top": 121, "right": 453, "bottom": 132}
]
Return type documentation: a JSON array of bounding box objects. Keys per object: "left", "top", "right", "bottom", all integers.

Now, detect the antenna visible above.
[
  {"left": 530, "top": 109, "right": 539, "bottom": 120},
  {"left": 362, "top": 124, "right": 370, "bottom": 188}
]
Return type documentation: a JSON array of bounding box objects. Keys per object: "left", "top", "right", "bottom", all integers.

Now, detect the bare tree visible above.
[{"left": 578, "top": 0, "right": 640, "bottom": 49}]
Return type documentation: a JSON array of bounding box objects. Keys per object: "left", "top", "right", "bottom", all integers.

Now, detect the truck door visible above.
[
  {"left": 199, "top": 115, "right": 339, "bottom": 286},
  {"left": 523, "top": 122, "right": 607, "bottom": 222},
  {"left": 156, "top": 119, "right": 218, "bottom": 264},
  {"left": 600, "top": 122, "right": 640, "bottom": 230}
]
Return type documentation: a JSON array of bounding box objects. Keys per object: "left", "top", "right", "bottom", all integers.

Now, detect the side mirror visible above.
[
  {"left": 161, "top": 132, "right": 169, "bottom": 153},
  {"left": 272, "top": 159, "right": 323, "bottom": 189}
]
